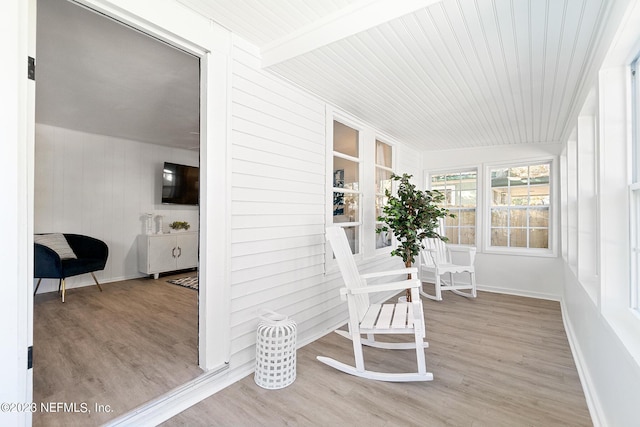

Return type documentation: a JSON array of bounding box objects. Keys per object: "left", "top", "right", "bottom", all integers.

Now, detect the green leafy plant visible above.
[
  {"left": 169, "top": 221, "right": 190, "bottom": 231},
  {"left": 376, "top": 173, "right": 453, "bottom": 300}
]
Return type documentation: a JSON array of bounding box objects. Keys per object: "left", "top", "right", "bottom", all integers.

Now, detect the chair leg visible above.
[
  {"left": 411, "top": 298, "right": 427, "bottom": 375},
  {"left": 351, "top": 327, "right": 366, "bottom": 373},
  {"left": 60, "top": 278, "right": 65, "bottom": 303},
  {"left": 435, "top": 274, "right": 442, "bottom": 301},
  {"left": 90, "top": 272, "right": 103, "bottom": 292},
  {"left": 34, "top": 278, "right": 42, "bottom": 296},
  {"left": 414, "top": 326, "right": 427, "bottom": 375},
  {"left": 470, "top": 271, "right": 477, "bottom": 297}
]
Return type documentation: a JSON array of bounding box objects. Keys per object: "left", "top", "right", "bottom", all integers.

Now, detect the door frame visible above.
[{"left": 22, "top": 0, "right": 233, "bottom": 423}]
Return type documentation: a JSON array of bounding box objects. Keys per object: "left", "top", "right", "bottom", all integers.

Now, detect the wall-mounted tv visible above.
[{"left": 162, "top": 162, "right": 199, "bottom": 205}]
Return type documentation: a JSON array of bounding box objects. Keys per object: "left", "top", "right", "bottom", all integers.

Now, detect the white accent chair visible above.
[
  {"left": 317, "top": 226, "right": 433, "bottom": 382},
  {"left": 419, "top": 222, "right": 477, "bottom": 301}
]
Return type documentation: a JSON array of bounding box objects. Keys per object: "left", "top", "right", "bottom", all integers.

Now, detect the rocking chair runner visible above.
[
  {"left": 419, "top": 221, "right": 477, "bottom": 301},
  {"left": 318, "top": 226, "right": 433, "bottom": 382}
]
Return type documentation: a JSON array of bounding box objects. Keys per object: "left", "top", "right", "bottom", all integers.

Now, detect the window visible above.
[
  {"left": 375, "top": 140, "right": 393, "bottom": 249},
  {"left": 430, "top": 170, "right": 477, "bottom": 245},
  {"left": 328, "top": 111, "right": 397, "bottom": 260},
  {"left": 488, "top": 162, "right": 551, "bottom": 250},
  {"left": 332, "top": 120, "right": 361, "bottom": 254},
  {"left": 631, "top": 57, "right": 640, "bottom": 311}
]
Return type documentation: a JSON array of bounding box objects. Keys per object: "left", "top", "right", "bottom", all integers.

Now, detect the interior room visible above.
[
  {"left": 31, "top": 0, "right": 203, "bottom": 423},
  {"left": 3, "top": 0, "right": 640, "bottom": 426}
]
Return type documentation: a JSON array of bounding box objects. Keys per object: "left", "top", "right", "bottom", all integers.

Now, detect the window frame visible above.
[
  {"left": 483, "top": 158, "right": 557, "bottom": 257},
  {"left": 325, "top": 108, "right": 398, "bottom": 270},
  {"left": 630, "top": 56, "right": 640, "bottom": 312},
  {"left": 330, "top": 117, "right": 364, "bottom": 257},
  {"left": 374, "top": 138, "right": 395, "bottom": 253},
  {"left": 427, "top": 167, "right": 478, "bottom": 247}
]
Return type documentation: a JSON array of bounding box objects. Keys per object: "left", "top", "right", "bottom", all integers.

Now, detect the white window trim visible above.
[
  {"left": 374, "top": 137, "right": 396, "bottom": 255},
  {"left": 631, "top": 57, "right": 640, "bottom": 312},
  {"left": 325, "top": 106, "right": 398, "bottom": 271},
  {"left": 327, "top": 113, "right": 364, "bottom": 262},
  {"left": 630, "top": 183, "right": 640, "bottom": 311},
  {"left": 483, "top": 157, "right": 558, "bottom": 257},
  {"left": 427, "top": 167, "right": 480, "bottom": 249}
]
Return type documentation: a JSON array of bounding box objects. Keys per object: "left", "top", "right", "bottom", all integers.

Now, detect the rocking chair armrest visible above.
[
  {"left": 341, "top": 279, "right": 420, "bottom": 296},
  {"left": 447, "top": 246, "right": 476, "bottom": 254},
  {"left": 360, "top": 267, "right": 418, "bottom": 280}
]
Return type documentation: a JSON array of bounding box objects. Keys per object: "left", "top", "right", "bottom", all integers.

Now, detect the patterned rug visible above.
[{"left": 167, "top": 276, "right": 198, "bottom": 290}]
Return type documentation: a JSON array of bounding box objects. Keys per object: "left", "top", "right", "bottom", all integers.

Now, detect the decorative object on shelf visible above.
[
  {"left": 144, "top": 213, "right": 154, "bottom": 235},
  {"left": 169, "top": 221, "right": 190, "bottom": 232},
  {"left": 376, "top": 173, "right": 453, "bottom": 301},
  {"left": 155, "top": 215, "right": 164, "bottom": 234}
]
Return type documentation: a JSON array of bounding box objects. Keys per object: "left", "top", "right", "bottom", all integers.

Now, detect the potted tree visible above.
[{"left": 376, "top": 173, "right": 452, "bottom": 301}]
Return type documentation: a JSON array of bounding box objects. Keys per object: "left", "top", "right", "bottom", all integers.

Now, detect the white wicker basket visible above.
[{"left": 254, "top": 310, "right": 297, "bottom": 389}]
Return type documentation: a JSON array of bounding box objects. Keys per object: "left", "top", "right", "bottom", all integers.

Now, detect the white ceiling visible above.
[
  {"left": 37, "top": 0, "right": 629, "bottom": 152},
  {"left": 36, "top": 0, "right": 200, "bottom": 149}
]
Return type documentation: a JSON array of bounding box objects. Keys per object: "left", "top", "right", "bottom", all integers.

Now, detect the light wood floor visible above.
[
  {"left": 33, "top": 273, "right": 201, "bottom": 427},
  {"left": 164, "top": 291, "right": 592, "bottom": 427}
]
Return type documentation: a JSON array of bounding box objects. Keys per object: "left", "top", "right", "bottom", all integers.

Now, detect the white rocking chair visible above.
[
  {"left": 419, "top": 221, "right": 477, "bottom": 301},
  {"left": 318, "top": 226, "right": 433, "bottom": 382}
]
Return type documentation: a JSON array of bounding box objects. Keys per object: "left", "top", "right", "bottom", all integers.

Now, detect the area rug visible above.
[{"left": 167, "top": 276, "right": 198, "bottom": 290}]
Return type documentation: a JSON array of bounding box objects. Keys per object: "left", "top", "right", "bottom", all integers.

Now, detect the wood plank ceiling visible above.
[{"left": 180, "top": 0, "right": 626, "bottom": 151}]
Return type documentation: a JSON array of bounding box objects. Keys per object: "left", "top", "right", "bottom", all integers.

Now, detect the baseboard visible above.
[
  {"left": 34, "top": 273, "right": 151, "bottom": 294},
  {"left": 559, "top": 299, "right": 604, "bottom": 427},
  {"left": 476, "top": 284, "right": 561, "bottom": 301},
  {"left": 101, "top": 363, "right": 255, "bottom": 427}
]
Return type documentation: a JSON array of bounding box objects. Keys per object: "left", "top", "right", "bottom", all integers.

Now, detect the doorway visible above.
[{"left": 33, "top": 0, "right": 204, "bottom": 423}]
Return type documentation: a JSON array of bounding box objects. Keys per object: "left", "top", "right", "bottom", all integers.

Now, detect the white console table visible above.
[{"left": 138, "top": 232, "right": 198, "bottom": 279}]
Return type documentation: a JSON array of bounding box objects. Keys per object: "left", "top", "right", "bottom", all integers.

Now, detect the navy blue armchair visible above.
[{"left": 34, "top": 234, "right": 109, "bottom": 302}]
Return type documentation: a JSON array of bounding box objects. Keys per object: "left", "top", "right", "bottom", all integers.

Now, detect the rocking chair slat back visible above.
[
  {"left": 422, "top": 221, "right": 449, "bottom": 267},
  {"left": 326, "top": 226, "right": 370, "bottom": 321}
]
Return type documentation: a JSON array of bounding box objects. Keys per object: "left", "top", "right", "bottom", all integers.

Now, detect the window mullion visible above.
[{"left": 334, "top": 151, "right": 360, "bottom": 163}]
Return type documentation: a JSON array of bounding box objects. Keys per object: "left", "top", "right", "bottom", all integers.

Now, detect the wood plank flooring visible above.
[
  {"left": 33, "top": 273, "right": 201, "bottom": 427},
  {"left": 164, "top": 292, "right": 592, "bottom": 427}
]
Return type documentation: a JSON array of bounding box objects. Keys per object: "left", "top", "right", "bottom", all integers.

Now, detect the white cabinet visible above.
[{"left": 138, "top": 232, "right": 198, "bottom": 279}]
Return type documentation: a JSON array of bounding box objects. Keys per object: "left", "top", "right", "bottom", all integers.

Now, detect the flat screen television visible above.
[{"left": 162, "top": 162, "right": 199, "bottom": 205}]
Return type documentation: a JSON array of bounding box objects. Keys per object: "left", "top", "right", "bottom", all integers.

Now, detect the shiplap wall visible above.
[
  {"left": 34, "top": 124, "right": 199, "bottom": 293},
  {"left": 397, "top": 143, "right": 423, "bottom": 186},
  {"left": 227, "top": 37, "right": 404, "bottom": 370}
]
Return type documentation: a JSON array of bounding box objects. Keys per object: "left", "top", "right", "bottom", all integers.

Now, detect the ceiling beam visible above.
[{"left": 260, "top": 0, "right": 443, "bottom": 68}]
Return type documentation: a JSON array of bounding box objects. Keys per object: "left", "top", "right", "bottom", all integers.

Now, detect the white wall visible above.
[
  {"left": 226, "top": 37, "right": 406, "bottom": 371},
  {"left": 398, "top": 143, "right": 423, "bottom": 182},
  {"left": 558, "top": 2, "right": 640, "bottom": 422},
  {"left": 424, "top": 143, "right": 564, "bottom": 299},
  {"left": 34, "top": 124, "right": 199, "bottom": 292}
]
